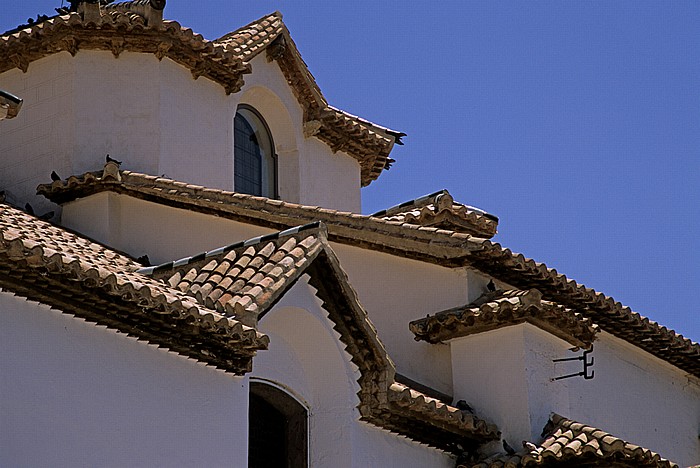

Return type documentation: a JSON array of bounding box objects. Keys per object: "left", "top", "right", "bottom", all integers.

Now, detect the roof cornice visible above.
[
  {"left": 0, "top": 203, "right": 268, "bottom": 374},
  {"left": 410, "top": 289, "right": 599, "bottom": 349},
  {"left": 37, "top": 169, "right": 700, "bottom": 379},
  {"left": 138, "top": 220, "right": 500, "bottom": 449},
  {"left": 1, "top": 8, "right": 403, "bottom": 185}
]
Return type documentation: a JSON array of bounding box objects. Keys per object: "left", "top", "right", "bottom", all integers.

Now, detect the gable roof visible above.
[
  {"left": 372, "top": 189, "right": 499, "bottom": 238},
  {"left": 141, "top": 221, "right": 328, "bottom": 326},
  {"left": 467, "top": 413, "right": 678, "bottom": 467},
  {"left": 37, "top": 168, "right": 700, "bottom": 379},
  {"left": 0, "top": 203, "right": 268, "bottom": 374},
  {"left": 0, "top": 5, "right": 402, "bottom": 186},
  {"left": 410, "top": 289, "right": 598, "bottom": 349},
  {"left": 214, "top": 11, "right": 405, "bottom": 185},
  {"left": 136, "top": 220, "right": 499, "bottom": 450}
]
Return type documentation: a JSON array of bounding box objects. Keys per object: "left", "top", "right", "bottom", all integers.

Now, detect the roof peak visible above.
[{"left": 138, "top": 221, "right": 326, "bottom": 276}]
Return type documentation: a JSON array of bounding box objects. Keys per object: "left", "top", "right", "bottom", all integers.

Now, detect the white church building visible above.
[{"left": 0, "top": 1, "right": 698, "bottom": 466}]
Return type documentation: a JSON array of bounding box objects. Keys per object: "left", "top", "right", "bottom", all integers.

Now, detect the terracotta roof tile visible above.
[
  {"left": 466, "top": 414, "right": 678, "bottom": 467},
  {"left": 0, "top": 203, "right": 268, "bottom": 373},
  {"left": 141, "top": 222, "right": 325, "bottom": 325},
  {"left": 37, "top": 168, "right": 700, "bottom": 378},
  {"left": 138, "top": 220, "right": 499, "bottom": 448},
  {"left": 2, "top": 7, "right": 401, "bottom": 184},
  {"left": 216, "top": 12, "right": 285, "bottom": 62},
  {"left": 373, "top": 189, "right": 498, "bottom": 238},
  {"left": 410, "top": 289, "right": 598, "bottom": 349}
]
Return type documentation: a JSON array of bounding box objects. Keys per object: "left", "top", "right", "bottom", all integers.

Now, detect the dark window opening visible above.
[
  {"left": 234, "top": 106, "right": 277, "bottom": 198},
  {"left": 249, "top": 381, "right": 307, "bottom": 468}
]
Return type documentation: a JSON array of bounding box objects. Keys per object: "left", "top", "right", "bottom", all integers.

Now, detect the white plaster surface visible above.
[
  {"left": 0, "top": 291, "right": 249, "bottom": 468},
  {"left": 63, "top": 194, "right": 463, "bottom": 395},
  {"left": 256, "top": 277, "right": 454, "bottom": 467},
  {"left": 332, "top": 243, "right": 467, "bottom": 395},
  {"left": 61, "top": 193, "right": 274, "bottom": 265},
  {"left": 564, "top": 332, "right": 700, "bottom": 465},
  {"left": 450, "top": 324, "right": 700, "bottom": 465},
  {"left": 0, "top": 50, "right": 362, "bottom": 212}
]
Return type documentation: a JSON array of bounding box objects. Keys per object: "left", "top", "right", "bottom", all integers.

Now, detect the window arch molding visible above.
[
  {"left": 249, "top": 377, "right": 309, "bottom": 468},
  {"left": 234, "top": 104, "right": 278, "bottom": 198}
]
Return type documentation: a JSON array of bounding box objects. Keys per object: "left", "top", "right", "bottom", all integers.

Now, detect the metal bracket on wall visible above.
[{"left": 551, "top": 347, "right": 594, "bottom": 381}]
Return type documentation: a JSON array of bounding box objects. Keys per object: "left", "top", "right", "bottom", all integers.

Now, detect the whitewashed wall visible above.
[
  {"left": 332, "top": 243, "right": 467, "bottom": 396},
  {"left": 0, "top": 53, "right": 75, "bottom": 214},
  {"left": 565, "top": 331, "right": 700, "bottom": 466},
  {"left": 450, "top": 324, "right": 700, "bottom": 465},
  {"left": 258, "top": 276, "right": 454, "bottom": 467},
  {"left": 0, "top": 49, "right": 362, "bottom": 212},
  {"left": 62, "top": 194, "right": 465, "bottom": 395},
  {"left": 0, "top": 290, "right": 249, "bottom": 467}
]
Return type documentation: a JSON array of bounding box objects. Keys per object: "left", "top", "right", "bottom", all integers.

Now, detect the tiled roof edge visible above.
[
  {"left": 371, "top": 189, "right": 448, "bottom": 217},
  {"left": 138, "top": 220, "right": 325, "bottom": 275},
  {"left": 36, "top": 169, "right": 700, "bottom": 378},
  {"left": 465, "top": 413, "right": 679, "bottom": 467},
  {"left": 410, "top": 288, "right": 599, "bottom": 349}
]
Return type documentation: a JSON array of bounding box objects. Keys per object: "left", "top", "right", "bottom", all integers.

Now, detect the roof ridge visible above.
[
  {"left": 372, "top": 189, "right": 498, "bottom": 222},
  {"left": 371, "top": 189, "right": 448, "bottom": 217},
  {"left": 138, "top": 220, "right": 326, "bottom": 275},
  {"left": 214, "top": 11, "right": 284, "bottom": 44},
  {"left": 36, "top": 169, "right": 700, "bottom": 375}
]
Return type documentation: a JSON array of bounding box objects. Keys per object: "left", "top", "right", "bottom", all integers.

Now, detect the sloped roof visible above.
[
  {"left": 0, "top": 203, "right": 268, "bottom": 374},
  {"left": 137, "top": 220, "right": 499, "bottom": 449},
  {"left": 37, "top": 168, "right": 700, "bottom": 379},
  {"left": 410, "top": 289, "right": 598, "bottom": 349},
  {"left": 467, "top": 413, "right": 678, "bottom": 467},
  {"left": 372, "top": 189, "right": 498, "bottom": 238},
  {"left": 142, "top": 222, "right": 327, "bottom": 325},
  {"left": 0, "top": 5, "right": 401, "bottom": 186},
  {"left": 215, "top": 11, "right": 404, "bottom": 185}
]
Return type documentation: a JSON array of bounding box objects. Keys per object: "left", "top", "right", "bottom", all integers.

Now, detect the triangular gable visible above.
[
  {"left": 138, "top": 221, "right": 500, "bottom": 451},
  {"left": 372, "top": 189, "right": 499, "bottom": 238},
  {"left": 0, "top": 203, "right": 267, "bottom": 374},
  {"left": 410, "top": 289, "right": 598, "bottom": 350}
]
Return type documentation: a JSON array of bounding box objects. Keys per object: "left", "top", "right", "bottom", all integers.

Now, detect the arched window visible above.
[
  {"left": 234, "top": 105, "right": 277, "bottom": 198},
  {"left": 249, "top": 381, "right": 308, "bottom": 468}
]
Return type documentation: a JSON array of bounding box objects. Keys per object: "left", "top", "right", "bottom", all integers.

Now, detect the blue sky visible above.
[{"left": 3, "top": 1, "right": 699, "bottom": 342}]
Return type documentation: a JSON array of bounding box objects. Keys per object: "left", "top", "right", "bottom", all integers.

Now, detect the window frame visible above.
[
  {"left": 234, "top": 104, "right": 278, "bottom": 199},
  {"left": 249, "top": 378, "right": 309, "bottom": 468}
]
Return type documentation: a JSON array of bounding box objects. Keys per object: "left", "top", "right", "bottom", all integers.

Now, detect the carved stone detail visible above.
[
  {"left": 109, "top": 39, "right": 125, "bottom": 58},
  {"left": 302, "top": 120, "right": 323, "bottom": 138},
  {"left": 9, "top": 55, "right": 29, "bottom": 73},
  {"left": 59, "top": 37, "right": 80, "bottom": 57}
]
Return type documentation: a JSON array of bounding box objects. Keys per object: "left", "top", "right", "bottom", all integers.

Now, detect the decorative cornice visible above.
[
  {"left": 373, "top": 189, "right": 498, "bottom": 238},
  {"left": 137, "top": 220, "right": 499, "bottom": 449},
  {"left": 0, "top": 203, "right": 268, "bottom": 374},
  {"left": 37, "top": 169, "right": 700, "bottom": 379},
  {"left": 410, "top": 289, "right": 598, "bottom": 349},
  {"left": 2, "top": 8, "right": 403, "bottom": 185}
]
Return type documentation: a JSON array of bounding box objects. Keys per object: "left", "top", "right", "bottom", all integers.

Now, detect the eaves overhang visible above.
[{"left": 37, "top": 168, "right": 700, "bottom": 380}]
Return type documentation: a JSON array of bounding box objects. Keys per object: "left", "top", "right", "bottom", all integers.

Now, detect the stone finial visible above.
[
  {"left": 434, "top": 191, "right": 454, "bottom": 212},
  {"left": 78, "top": 1, "right": 102, "bottom": 23},
  {"left": 102, "top": 161, "right": 122, "bottom": 182}
]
